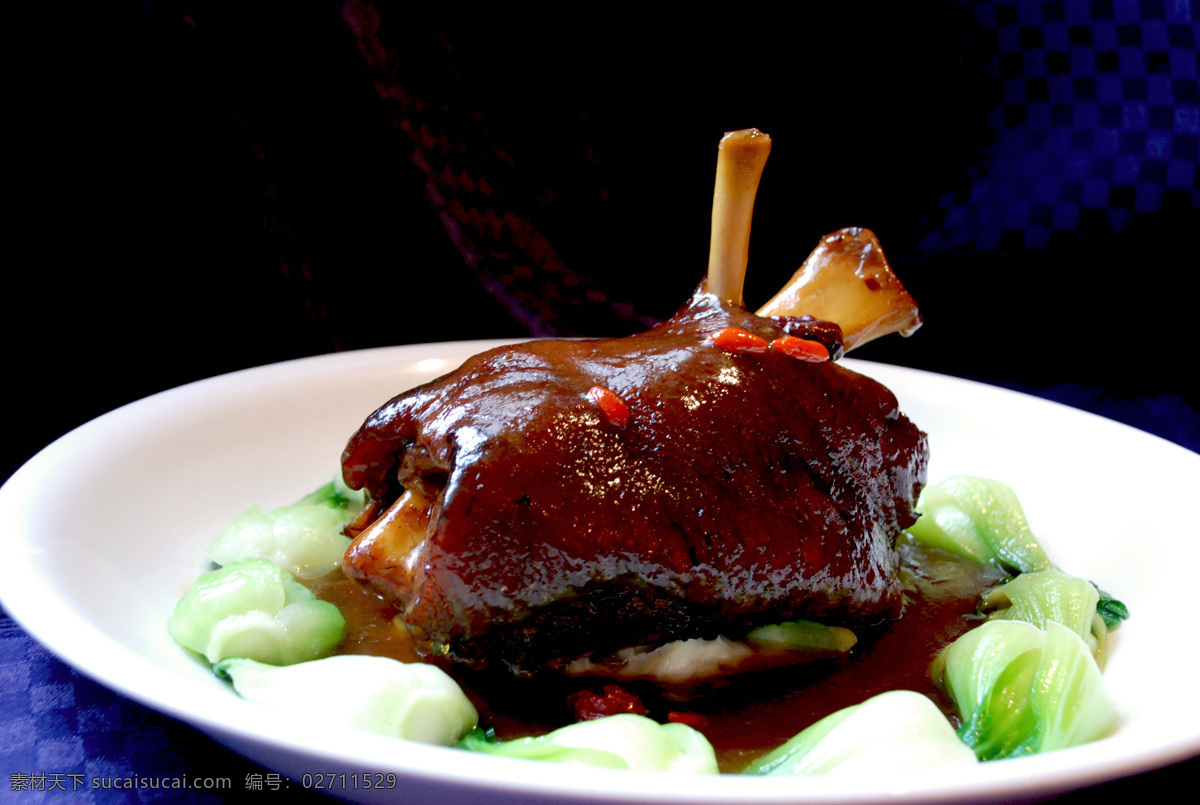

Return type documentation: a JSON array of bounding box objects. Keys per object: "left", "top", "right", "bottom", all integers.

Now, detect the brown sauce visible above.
[{"left": 304, "top": 534, "right": 1005, "bottom": 773}]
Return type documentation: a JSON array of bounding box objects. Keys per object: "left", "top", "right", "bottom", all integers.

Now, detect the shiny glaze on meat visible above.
[{"left": 341, "top": 289, "right": 928, "bottom": 671}]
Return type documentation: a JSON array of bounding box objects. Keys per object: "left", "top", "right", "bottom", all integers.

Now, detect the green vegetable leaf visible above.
[
  {"left": 209, "top": 477, "right": 365, "bottom": 579},
  {"left": 168, "top": 558, "right": 345, "bottom": 665},
  {"left": 938, "top": 620, "right": 1116, "bottom": 760},
  {"left": 215, "top": 656, "right": 477, "bottom": 745},
  {"left": 986, "top": 569, "right": 1099, "bottom": 640},
  {"left": 983, "top": 568, "right": 1121, "bottom": 665},
  {"left": 458, "top": 714, "right": 719, "bottom": 774},
  {"left": 297, "top": 475, "right": 367, "bottom": 511},
  {"left": 1095, "top": 589, "right": 1130, "bottom": 629},
  {"left": 907, "top": 476, "right": 1053, "bottom": 575},
  {"left": 746, "top": 620, "right": 857, "bottom": 653},
  {"left": 741, "top": 690, "right": 977, "bottom": 776}
]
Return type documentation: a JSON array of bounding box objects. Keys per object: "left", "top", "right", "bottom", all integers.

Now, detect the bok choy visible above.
[
  {"left": 208, "top": 477, "right": 366, "bottom": 580},
  {"left": 935, "top": 620, "right": 1116, "bottom": 759},
  {"left": 458, "top": 715, "right": 719, "bottom": 773},
  {"left": 907, "top": 476, "right": 1126, "bottom": 760},
  {"left": 168, "top": 557, "right": 345, "bottom": 665},
  {"left": 216, "top": 656, "right": 478, "bottom": 745},
  {"left": 907, "top": 475, "right": 1053, "bottom": 574},
  {"left": 741, "top": 690, "right": 977, "bottom": 776},
  {"left": 981, "top": 567, "right": 1117, "bottom": 665}
]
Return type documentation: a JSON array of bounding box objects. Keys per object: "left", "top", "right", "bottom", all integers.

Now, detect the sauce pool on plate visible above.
[{"left": 304, "top": 534, "right": 1005, "bottom": 772}]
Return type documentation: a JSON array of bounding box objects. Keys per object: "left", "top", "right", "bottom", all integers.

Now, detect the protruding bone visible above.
[
  {"left": 344, "top": 485, "right": 435, "bottom": 604},
  {"left": 704, "top": 128, "right": 772, "bottom": 307},
  {"left": 757, "top": 227, "right": 922, "bottom": 351}
]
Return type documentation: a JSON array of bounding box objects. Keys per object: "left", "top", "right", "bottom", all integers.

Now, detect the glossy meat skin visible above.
[{"left": 341, "top": 290, "right": 928, "bottom": 672}]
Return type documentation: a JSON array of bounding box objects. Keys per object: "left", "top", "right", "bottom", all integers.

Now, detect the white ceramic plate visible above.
[{"left": 2, "top": 342, "right": 1198, "bottom": 804}]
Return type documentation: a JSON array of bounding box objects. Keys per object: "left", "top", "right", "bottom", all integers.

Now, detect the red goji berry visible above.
[
  {"left": 567, "top": 685, "right": 649, "bottom": 721},
  {"left": 588, "top": 385, "right": 630, "bottom": 428},
  {"left": 708, "top": 327, "right": 769, "bottom": 354},
  {"left": 770, "top": 335, "right": 830, "bottom": 362}
]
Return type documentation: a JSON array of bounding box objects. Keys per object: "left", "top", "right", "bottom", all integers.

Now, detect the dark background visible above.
[
  {"left": 4, "top": 0, "right": 1197, "bottom": 801},
  {"left": 8, "top": 0, "right": 1197, "bottom": 482}
]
